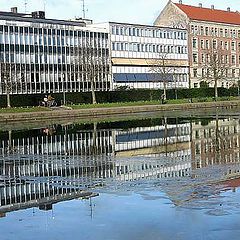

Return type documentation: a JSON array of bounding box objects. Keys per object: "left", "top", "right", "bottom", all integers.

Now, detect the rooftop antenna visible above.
[
  {"left": 82, "top": 0, "right": 86, "bottom": 19},
  {"left": 24, "top": 0, "right": 27, "bottom": 13},
  {"left": 43, "top": 0, "right": 46, "bottom": 13}
]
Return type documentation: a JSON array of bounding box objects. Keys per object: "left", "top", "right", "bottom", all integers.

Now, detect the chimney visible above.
[
  {"left": 179, "top": 0, "right": 182, "bottom": 4},
  {"left": 11, "top": 7, "right": 17, "bottom": 13},
  {"left": 227, "top": 7, "right": 231, "bottom": 12},
  {"left": 32, "top": 11, "right": 45, "bottom": 19},
  {"left": 199, "top": 3, "right": 202, "bottom": 8},
  {"left": 211, "top": 5, "right": 214, "bottom": 10}
]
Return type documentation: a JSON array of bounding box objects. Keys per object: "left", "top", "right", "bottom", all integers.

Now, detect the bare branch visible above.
[
  {"left": 148, "top": 51, "right": 175, "bottom": 100},
  {"left": 199, "top": 45, "right": 233, "bottom": 98}
]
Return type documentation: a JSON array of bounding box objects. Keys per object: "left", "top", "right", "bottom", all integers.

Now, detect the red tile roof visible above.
[{"left": 175, "top": 3, "right": 240, "bottom": 25}]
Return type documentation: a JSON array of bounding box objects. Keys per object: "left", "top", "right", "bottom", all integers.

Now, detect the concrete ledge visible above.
[{"left": 0, "top": 100, "right": 239, "bottom": 123}]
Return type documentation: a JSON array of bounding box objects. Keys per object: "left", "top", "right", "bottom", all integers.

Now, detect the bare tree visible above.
[
  {"left": 0, "top": 63, "right": 16, "bottom": 108},
  {"left": 0, "top": 63, "right": 26, "bottom": 108},
  {"left": 73, "top": 35, "right": 106, "bottom": 105},
  {"left": 83, "top": 40, "right": 97, "bottom": 104},
  {"left": 200, "top": 46, "right": 231, "bottom": 99},
  {"left": 149, "top": 52, "right": 175, "bottom": 101}
]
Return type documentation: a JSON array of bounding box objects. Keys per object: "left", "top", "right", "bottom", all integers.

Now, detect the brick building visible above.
[{"left": 154, "top": 1, "right": 240, "bottom": 88}]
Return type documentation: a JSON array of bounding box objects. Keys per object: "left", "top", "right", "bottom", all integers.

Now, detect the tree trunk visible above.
[
  {"left": 91, "top": 88, "right": 97, "bottom": 104},
  {"left": 92, "top": 122, "right": 97, "bottom": 155},
  {"left": 7, "top": 93, "right": 11, "bottom": 108},
  {"left": 163, "top": 81, "right": 167, "bottom": 100},
  {"left": 8, "top": 130, "right": 12, "bottom": 153},
  {"left": 163, "top": 117, "right": 168, "bottom": 156},
  {"left": 215, "top": 116, "right": 219, "bottom": 152},
  {"left": 214, "top": 81, "right": 218, "bottom": 99}
]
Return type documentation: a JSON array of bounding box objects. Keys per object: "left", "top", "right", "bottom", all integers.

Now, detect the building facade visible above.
[
  {"left": 154, "top": 1, "right": 240, "bottom": 88},
  {"left": 191, "top": 118, "right": 240, "bottom": 170},
  {"left": 1, "top": 117, "right": 240, "bottom": 215},
  {"left": 0, "top": 8, "right": 111, "bottom": 96},
  {"left": 91, "top": 22, "right": 189, "bottom": 89}
]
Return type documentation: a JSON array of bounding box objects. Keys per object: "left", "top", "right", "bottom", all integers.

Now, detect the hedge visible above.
[{"left": 0, "top": 87, "right": 239, "bottom": 107}]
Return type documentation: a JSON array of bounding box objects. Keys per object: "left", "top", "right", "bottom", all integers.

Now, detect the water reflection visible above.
[{"left": 0, "top": 116, "right": 240, "bottom": 218}]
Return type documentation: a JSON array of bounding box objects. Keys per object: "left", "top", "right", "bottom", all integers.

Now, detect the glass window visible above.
[
  {"left": 120, "top": 27, "right": 124, "bottom": 35},
  {"left": 193, "top": 38, "right": 197, "bottom": 48},
  {"left": 24, "top": 35, "right": 29, "bottom": 45},
  {"left": 148, "top": 29, "right": 152, "bottom": 37},
  {"left": 111, "top": 26, "right": 115, "bottom": 35},
  {"left": 213, "top": 40, "right": 217, "bottom": 49},
  {"left": 225, "top": 29, "right": 228, "bottom": 37},
  {"left": 129, "top": 28, "right": 132, "bottom": 36},
  {"left": 153, "top": 45, "right": 156, "bottom": 53},
  {"left": 132, "top": 28, "right": 136, "bottom": 36},
  {"left": 225, "top": 42, "right": 228, "bottom": 50},
  {"left": 116, "top": 27, "right": 119, "bottom": 35},
  {"left": 0, "top": 33, "right": 3, "bottom": 44},
  {"left": 193, "top": 53, "right": 198, "bottom": 63},
  {"left": 205, "top": 27, "right": 209, "bottom": 35},
  {"left": 136, "top": 28, "right": 140, "bottom": 36},
  {"left": 145, "top": 29, "right": 148, "bottom": 37},
  {"left": 137, "top": 43, "right": 140, "bottom": 52},
  {"left": 153, "top": 30, "right": 156, "bottom": 38},
  {"left": 206, "top": 40, "right": 209, "bottom": 49},
  {"left": 193, "top": 68, "right": 197, "bottom": 77},
  {"left": 129, "top": 43, "right": 133, "bottom": 51}
]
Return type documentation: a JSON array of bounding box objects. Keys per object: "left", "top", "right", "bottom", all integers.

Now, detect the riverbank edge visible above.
[{"left": 0, "top": 100, "right": 239, "bottom": 123}]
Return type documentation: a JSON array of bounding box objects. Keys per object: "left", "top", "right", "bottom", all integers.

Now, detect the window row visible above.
[
  {"left": 0, "top": 44, "right": 109, "bottom": 56},
  {"left": 0, "top": 63, "right": 110, "bottom": 72},
  {"left": 112, "top": 26, "right": 187, "bottom": 40},
  {"left": 0, "top": 33, "right": 108, "bottom": 48},
  {"left": 0, "top": 25, "right": 108, "bottom": 39},
  {"left": 193, "top": 53, "right": 240, "bottom": 65},
  {"left": 113, "top": 73, "right": 188, "bottom": 82},
  {"left": 193, "top": 68, "right": 239, "bottom": 78},
  {"left": 193, "top": 38, "right": 240, "bottom": 51},
  {"left": 112, "top": 42, "right": 187, "bottom": 54},
  {"left": 191, "top": 25, "right": 240, "bottom": 38},
  {"left": 0, "top": 52, "right": 109, "bottom": 65}
]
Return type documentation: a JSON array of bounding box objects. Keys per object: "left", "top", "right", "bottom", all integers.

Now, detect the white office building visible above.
[
  {"left": 0, "top": 8, "right": 111, "bottom": 95},
  {"left": 91, "top": 22, "right": 189, "bottom": 89}
]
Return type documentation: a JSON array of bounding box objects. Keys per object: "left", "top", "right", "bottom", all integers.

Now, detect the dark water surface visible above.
[{"left": 0, "top": 112, "right": 240, "bottom": 240}]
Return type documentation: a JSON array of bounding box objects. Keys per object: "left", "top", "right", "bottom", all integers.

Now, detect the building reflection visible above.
[
  {"left": 0, "top": 117, "right": 239, "bottom": 215},
  {"left": 191, "top": 118, "right": 240, "bottom": 170}
]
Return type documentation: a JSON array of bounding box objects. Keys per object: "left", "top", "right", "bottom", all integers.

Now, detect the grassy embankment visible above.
[
  {"left": 70, "top": 96, "right": 239, "bottom": 109},
  {"left": 0, "top": 96, "right": 239, "bottom": 113}
]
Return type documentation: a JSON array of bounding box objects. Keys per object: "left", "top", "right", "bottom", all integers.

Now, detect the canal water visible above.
[{"left": 0, "top": 112, "right": 240, "bottom": 240}]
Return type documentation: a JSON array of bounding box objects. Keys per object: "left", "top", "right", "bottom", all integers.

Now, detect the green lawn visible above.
[
  {"left": 0, "top": 97, "right": 239, "bottom": 113},
  {"left": 70, "top": 101, "right": 160, "bottom": 109},
  {"left": 71, "top": 97, "right": 239, "bottom": 109}
]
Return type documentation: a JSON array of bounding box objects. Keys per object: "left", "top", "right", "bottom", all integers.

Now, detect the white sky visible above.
[{"left": 0, "top": 0, "right": 239, "bottom": 25}]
